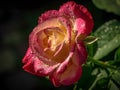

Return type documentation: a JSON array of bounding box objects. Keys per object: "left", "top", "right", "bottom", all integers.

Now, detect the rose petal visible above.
[
  {"left": 60, "top": 65, "right": 82, "bottom": 86},
  {"left": 59, "top": 1, "right": 94, "bottom": 35},
  {"left": 58, "top": 17, "right": 72, "bottom": 44},
  {"left": 74, "top": 18, "right": 86, "bottom": 35},
  {"left": 22, "top": 48, "right": 60, "bottom": 76},
  {"left": 56, "top": 52, "right": 73, "bottom": 74},
  {"left": 50, "top": 63, "right": 82, "bottom": 87},
  {"left": 34, "top": 58, "right": 60, "bottom": 76},
  {"left": 22, "top": 56, "right": 35, "bottom": 75},
  {"left": 55, "top": 42, "right": 75, "bottom": 73},
  {"left": 49, "top": 74, "right": 61, "bottom": 87},
  {"left": 22, "top": 47, "right": 32, "bottom": 64},
  {"left": 59, "top": 1, "right": 76, "bottom": 19},
  {"left": 38, "top": 10, "right": 59, "bottom": 24},
  {"left": 76, "top": 42, "right": 87, "bottom": 65},
  {"left": 74, "top": 5, "right": 94, "bottom": 35}
]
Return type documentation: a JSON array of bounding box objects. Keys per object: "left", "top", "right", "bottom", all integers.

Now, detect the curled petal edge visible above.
[
  {"left": 22, "top": 48, "right": 60, "bottom": 76},
  {"left": 50, "top": 64, "right": 82, "bottom": 87}
]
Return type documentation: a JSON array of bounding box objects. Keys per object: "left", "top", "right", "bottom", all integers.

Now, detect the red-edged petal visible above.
[
  {"left": 59, "top": 1, "right": 76, "bottom": 19},
  {"left": 33, "top": 58, "right": 60, "bottom": 76},
  {"left": 59, "top": 1, "right": 94, "bottom": 35},
  {"left": 49, "top": 74, "right": 61, "bottom": 87},
  {"left": 60, "top": 65, "right": 82, "bottom": 86},
  {"left": 22, "top": 48, "right": 60, "bottom": 76},
  {"left": 22, "top": 56, "right": 35, "bottom": 74},
  {"left": 22, "top": 47, "right": 32, "bottom": 64},
  {"left": 76, "top": 42, "right": 87, "bottom": 65},
  {"left": 74, "top": 4, "right": 94, "bottom": 35},
  {"left": 38, "top": 10, "right": 59, "bottom": 24},
  {"left": 50, "top": 64, "right": 82, "bottom": 87},
  {"left": 74, "top": 18, "right": 86, "bottom": 36}
]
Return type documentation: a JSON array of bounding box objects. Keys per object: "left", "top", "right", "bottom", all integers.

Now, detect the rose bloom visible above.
[{"left": 22, "top": 1, "right": 93, "bottom": 87}]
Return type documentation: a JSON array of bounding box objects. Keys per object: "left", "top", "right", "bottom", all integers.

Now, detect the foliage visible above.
[
  {"left": 74, "top": 1, "right": 120, "bottom": 90},
  {"left": 74, "top": 19, "right": 120, "bottom": 89},
  {"left": 92, "top": 0, "right": 120, "bottom": 15}
]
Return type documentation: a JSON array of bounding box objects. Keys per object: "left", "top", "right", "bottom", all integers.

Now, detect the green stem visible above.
[
  {"left": 73, "top": 82, "right": 77, "bottom": 90},
  {"left": 88, "top": 56, "right": 117, "bottom": 70}
]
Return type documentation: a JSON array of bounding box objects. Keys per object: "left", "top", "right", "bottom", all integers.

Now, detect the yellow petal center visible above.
[{"left": 34, "top": 18, "right": 76, "bottom": 63}]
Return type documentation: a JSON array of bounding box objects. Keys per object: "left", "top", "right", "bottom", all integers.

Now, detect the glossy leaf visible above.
[{"left": 93, "top": 20, "right": 120, "bottom": 60}]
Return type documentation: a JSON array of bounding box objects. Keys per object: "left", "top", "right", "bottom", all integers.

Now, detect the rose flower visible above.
[{"left": 22, "top": 1, "right": 94, "bottom": 87}]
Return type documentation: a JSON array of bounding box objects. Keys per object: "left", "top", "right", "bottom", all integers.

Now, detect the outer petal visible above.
[
  {"left": 74, "top": 4, "right": 94, "bottom": 35},
  {"left": 59, "top": 1, "right": 94, "bottom": 35},
  {"left": 38, "top": 10, "right": 59, "bottom": 24},
  {"left": 59, "top": 65, "right": 82, "bottom": 86},
  {"left": 33, "top": 58, "right": 60, "bottom": 76},
  {"left": 22, "top": 55, "right": 35, "bottom": 74},
  {"left": 22, "top": 48, "right": 59, "bottom": 76},
  {"left": 59, "top": 1, "right": 76, "bottom": 19},
  {"left": 49, "top": 64, "right": 82, "bottom": 87},
  {"left": 22, "top": 48, "right": 32, "bottom": 64},
  {"left": 76, "top": 42, "right": 87, "bottom": 65}
]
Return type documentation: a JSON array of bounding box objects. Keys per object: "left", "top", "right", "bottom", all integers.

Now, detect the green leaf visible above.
[
  {"left": 84, "top": 36, "right": 98, "bottom": 45},
  {"left": 117, "top": 0, "right": 120, "bottom": 5},
  {"left": 75, "top": 65, "right": 96, "bottom": 90},
  {"left": 91, "top": 77, "right": 109, "bottom": 90},
  {"left": 89, "top": 69, "right": 108, "bottom": 90},
  {"left": 108, "top": 80, "right": 120, "bottom": 90},
  {"left": 114, "top": 47, "right": 120, "bottom": 60},
  {"left": 93, "top": 20, "right": 120, "bottom": 60},
  {"left": 112, "top": 70, "right": 120, "bottom": 85},
  {"left": 92, "top": 0, "right": 120, "bottom": 15}
]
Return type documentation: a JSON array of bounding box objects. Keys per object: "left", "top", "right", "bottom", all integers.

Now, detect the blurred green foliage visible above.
[{"left": 92, "top": 0, "right": 120, "bottom": 15}]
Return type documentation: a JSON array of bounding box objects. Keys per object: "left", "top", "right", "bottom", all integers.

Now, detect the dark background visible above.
[{"left": 0, "top": 0, "right": 120, "bottom": 90}]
